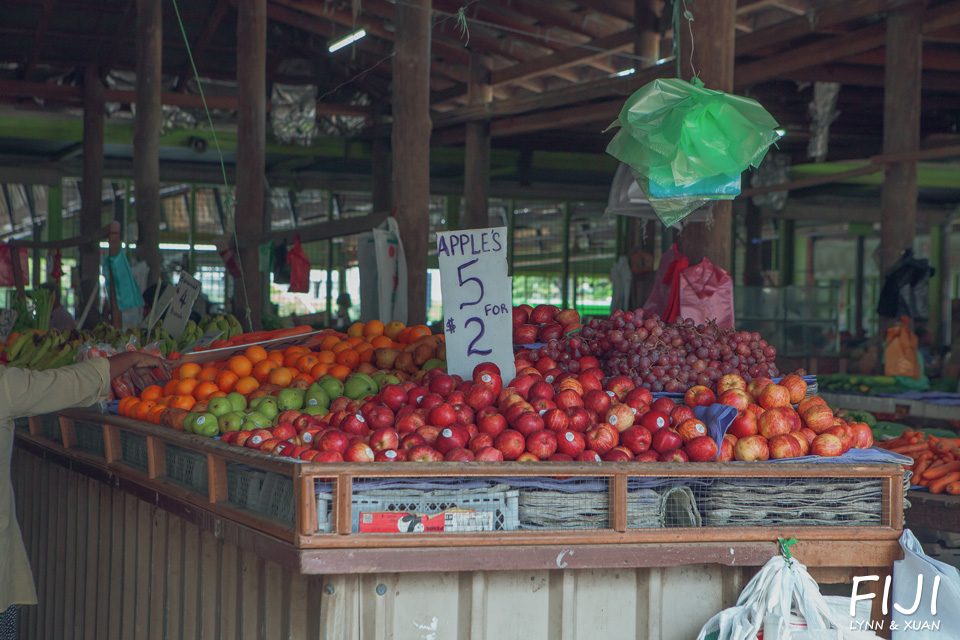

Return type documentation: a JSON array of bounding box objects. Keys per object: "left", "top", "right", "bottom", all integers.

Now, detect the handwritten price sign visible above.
[
  {"left": 437, "top": 227, "right": 516, "bottom": 382},
  {"left": 163, "top": 271, "right": 202, "bottom": 339}
]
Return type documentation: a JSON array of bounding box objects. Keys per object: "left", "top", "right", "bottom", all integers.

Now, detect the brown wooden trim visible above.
[
  {"left": 59, "top": 416, "right": 76, "bottom": 449},
  {"left": 334, "top": 475, "right": 353, "bottom": 535},
  {"left": 102, "top": 424, "right": 121, "bottom": 463},
  {"left": 207, "top": 453, "right": 228, "bottom": 504},
  {"left": 146, "top": 435, "right": 166, "bottom": 479},
  {"left": 610, "top": 474, "right": 627, "bottom": 533},
  {"left": 28, "top": 415, "right": 41, "bottom": 436}
]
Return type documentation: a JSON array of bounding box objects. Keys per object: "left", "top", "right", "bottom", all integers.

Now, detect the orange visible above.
[
  {"left": 316, "top": 350, "right": 336, "bottom": 364},
  {"left": 335, "top": 349, "right": 359, "bottom": 369},
  {"left": 148, "top": 405, "right": 167, "bottom": 424},
  {"left": 163, "top": 378, "right": 180, "bottom": 396},
  {"left": 296, "top": 353, "right": 320, "bottom": 373},
  {"left": 363, "top": 319, "right": 384, "bottom": 337},
  {"left": 194, "top": 381, "right": 220, "bottom": 401},
  {"left": 178, "top": 362, "right": 201, "bottom": 379},
  {"left": 345, "top": 336, "right": 364, "bottom": 347},
  {"left": 244, "top": 344, "right": 268, "bottom": 365},
  {"left": 331, "top": 341, "right": 352, "bottom": 354},
  {"left": 199, "top": 367, "right": 220, "bottom": 382},
  {"left": 227, "top": 355, "right": 253, "bottom": 378},
  {"left": 135, "top": 400, "right": 157, "bottom": 422},
  {"left": 215, "top": 370, "right": 239, "bottom": 393},
  {"left": 283, "top": 351, "right": 304, "bottom": 368},
  {"left": 319, "top": 335, "right": 341, "bottom": 351},
  {"left": 253, "top": 359, "right": 278, "bottom": 383},
  {"left": 267, "top": 367, "right": 294, "bottom": 387},
  {"left": 206, "top": 391, "right": 227, "bottom": 400},
  {"left": 357, "top": 347, "right": 373, "bottom": 364},
  {"left": 328, "top": 364, "right": 350, "bottom": 381},
  {"left": 234, "top": 376, "right": 259, "bottom": 396},
  {"left": 383, "top": 320, "right": 405, "bottom": 341},
  {"left": 155, "top": 396, "right": 172, "bottom": 407},
  {"left": 293, "top": 373, "right": 315, "bottom": 386},
  {"left": 346, "top": 321, "right": 365, "bottom": 338},
  {"left": 407, "top": 325, "right": 431, "bottom": 341},
  {"left": 397, "top": 327, "right": 412, "bottom": 344},
  {"left": 266, "top": 350, "right": 284, "bottom": 366},
  {"left": 283, "top": 345, "right": 307, "bottom": 357},
  {"left": 175, "top": 378, "right": 200, "bottom": 396},
  {"left": 140, "top": 385, "right": 163, "bottom": 402},
  {"left": 171, "top": 394, "right": 196, "bottom": 411},
  {"left": 310, "top": 362, "right": 330, "bottom": 379},
  {"left": 370, "top": 335, "right": 393, "bottom": 349},
  {"left": 118, "top": 396, "right": 138, "bottom": 417}
]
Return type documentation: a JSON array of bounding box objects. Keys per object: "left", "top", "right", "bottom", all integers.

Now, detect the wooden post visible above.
[
  {"left": 235, "top": 0, "right": 267, "bottom": 330},
  {"left": 506, "top": 198, "right": 515, "bottom": 276},
  {"left": 939, "top": 221, "right": 952, "bottom": 348},
  {"left": 134, "top": 0, "right": 162, "bottom": 287},
  {"left": 675, "top": 0, "right": 736, "bottom": 271},
  {"left": 463, "top": 49, "right": 491, "bottom": 230},
  {"left": 743, "top": 200, "right": 763, "bottom": 286},
  {"left": 392, "top": 0, "right": 432, "bottom": 325},
  {"left": 371, "top": 135, "right": 392, "bottom": 214},
  {"left": 107, "top": 222, "right": 122, "bottom": 329},
  {"left": 879, "top": 7, "right": 922, "bottom": 283},
  {"left": 855, "top": 235, "right": 866, "bottom": 338},
  {"left": 560, "top": 202, "right": 571, "bottom": 308},
  {"left": 79, "top": 65, "right": 105, "bottom": 330}
]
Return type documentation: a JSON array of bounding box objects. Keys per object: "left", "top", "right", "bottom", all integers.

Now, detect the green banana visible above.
[
  {"left": 9, "top": 333, "right": 45, "bottom": 368},
  {"left": 226, "top": 314, "right": 242, "bottom": 339},
  {"left": 5, "top": 332, "right": 34, "bottom": 361},
  {"left": 34, "top": 347, "right": 65, "bottom": 371},
  {"left": 27, "top": 333, "right": 58, "bottom": 368},
  {"left": 50, "top": 346, "right": 79, "bottom": 369}
]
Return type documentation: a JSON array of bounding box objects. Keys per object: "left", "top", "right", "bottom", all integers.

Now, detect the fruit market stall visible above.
[{"left": 8, "top": 309, "right": 914, "bottom": 638}]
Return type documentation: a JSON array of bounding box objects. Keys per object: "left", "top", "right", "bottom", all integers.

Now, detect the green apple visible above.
[
  {"left": 250, "top": 395, "right": 279, "bottom": 420},
  {"left": 378, "top": 374, "right": 400, "bottom": 390},
  {"left": 242, "top": 411, "right": 272, "bottom": 431},
  {"left": 344, "top": 372, "right": 378, "bottom": 400},
  {"left": 193, "top": 412, "right": 220, "bottom": 437},
  {"left": 305, "top": 383, "right": 331, "bottom": 409},
  {"left": 183, "top": 411, "right": 201, "bottom": 434},
  {"left": 318, "top": 375, "right": 344, "bottom": 399},
  {"left": 207, "top": 396, "right": 234, "bottom": 418},
  {"left": 276, "top": 388, "right": 305, "bottom": 411},
  {"left": 218, "top": 411, "right": 244, "bottom": 434},
  {"left": 302, "top": 405, "right": 329, "bottom": 417},
  {"left": 422, "top": 358, "right": 445, "bottom": 371},
  {"left": 226, "top": 392, "right": 247, "bottom": 413}
]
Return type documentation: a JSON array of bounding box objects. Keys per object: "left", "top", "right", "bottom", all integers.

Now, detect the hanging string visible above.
[
  {"left": 673, "top": 0, "right": 699, "bottom": 80},
  {"left": 170, "top": 0, "right": 253, "bottom": 329}
]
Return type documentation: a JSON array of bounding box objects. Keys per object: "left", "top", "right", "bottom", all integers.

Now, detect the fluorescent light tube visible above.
[{"left": 329, "top": 29, "right": 366, "bottom": 53}]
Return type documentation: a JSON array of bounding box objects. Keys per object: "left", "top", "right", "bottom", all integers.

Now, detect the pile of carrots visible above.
[
  {"left": 201, "top": 324, "right": 316, "bottom": 351},
  {"left": 877, "top": 429, "right": 960, "bottom": 494}
]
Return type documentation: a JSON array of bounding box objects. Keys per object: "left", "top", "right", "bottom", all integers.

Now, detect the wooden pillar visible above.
[
  {"left": 743, "top": 199, "right": 763, "bottom": 286},
  {"left": 560, "top": 202, "right": 571, "bottom": 308},
  {"left": 879, "top": 7, "right": 922, "bottom": 280},
  {"left": 463, "top": 49, "right": 491, "bottom": 230},
  {"left": 79, "top": 65, "right": 105, "bottom": 330},
  {"left": 855, "top": 234, "right": 866, "bottom": 338},
  {"left": 235, "top": 0, "right": 267, "bottom": 330},
  {"left": 675, "top": 0, "right": 736, "bottom": 270},
  {"left": 392, "top": 0, "right": 432, "bottom": 325},
  {"left": 939, "top": 221, "right": 952, "bottom": 348},
  {"left": 134, "top": 0, "right": 162, "bottom": 287},
  {"left": 371, "top": 103, "right": 392, "bottom": 213}
]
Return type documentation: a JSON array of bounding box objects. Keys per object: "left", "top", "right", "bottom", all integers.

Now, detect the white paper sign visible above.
[
  {"left": 142, "top": 285, "right": 175, "bottom": 330},
  {"left": 0, "top": 310, "right": 18, "bottom": 343},
  {"left": 436, "top": 227, "right": 516, "bottom": 382},
  {"left": 163, "top": 271, "right": 202, "bottom": 339}
]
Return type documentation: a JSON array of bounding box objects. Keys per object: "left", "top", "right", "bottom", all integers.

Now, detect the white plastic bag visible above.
[
  {"left": 697, "top": 553, "right": 867, "bottom": 640},
  {"left": 356, "top": 217, "right": 409, "bottom": 325},
  {"left": 891, "top": 529, "right": 960, "bottom": 638}
]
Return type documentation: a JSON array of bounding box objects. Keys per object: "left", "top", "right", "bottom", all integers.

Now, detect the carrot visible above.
[
  {"left": 923, "top": 461, "right": 960, "bottom": 480},
  {"left": 914, "top": 457, "right": 934, "bottom": 479},
  {"left": 946, "top": 482, "right": 960, "bottom": 496},
  {"left": 892, "top": 443, "right": 934, "bottom": 455},
  {"left": 930, "top": 472, "right": 960, "bottom": 494},
  {"left": 935, "top": 439, "right": 960, "bottom": 453},
  {"left": 918, "top": 478, "right": 931, "bottom": 487}
]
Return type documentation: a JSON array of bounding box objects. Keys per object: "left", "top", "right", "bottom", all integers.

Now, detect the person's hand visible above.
[{"left": 134, "top": 352, "right": 173, "bottom": 379}]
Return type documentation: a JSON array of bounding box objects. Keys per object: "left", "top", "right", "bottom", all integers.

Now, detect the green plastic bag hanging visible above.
[
  {"left": 105, "top": 252, "right": 145, "bottom": 311},
  {"left": 605, "top": 77, "right": 783, "bottom": 226}
]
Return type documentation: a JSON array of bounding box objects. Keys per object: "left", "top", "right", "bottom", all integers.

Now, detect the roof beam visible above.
[
  {"left": 21, "top": 0, "right": 55, "bottom": 80},
  {"left": 100, "top": 0, "right": 136, "bottom": 75},
  {"left": 506, "top": 0, "right": 629, "bottom": 38},
  {"left": 178, "top": 0, "right": 230, "bottom": 86}
]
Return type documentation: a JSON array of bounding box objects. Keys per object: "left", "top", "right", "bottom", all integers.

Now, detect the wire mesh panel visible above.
[
  {"left": 119, "top": 431, "right": 149, "bottom": 472},
  {"left": 163, "top": 443, "right": 208, "bottom": 495},
  {"left": 73, "top": 421, "right": 105, "bottom": 456},
  {"left": 39, "top": 414, "right": 62, "bottom": 443}
]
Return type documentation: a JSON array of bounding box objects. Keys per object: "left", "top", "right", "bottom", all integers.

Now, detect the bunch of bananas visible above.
[
  {"left": 3, "top": 329, "right": 85, "bottom": 370},
  {"left": 177, "top": 313, "right": 243, "bottom": 351}
]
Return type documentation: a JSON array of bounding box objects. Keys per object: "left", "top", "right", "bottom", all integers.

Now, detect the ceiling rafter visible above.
[
  {"left": 21, "top": 0, "right": 55, "bottom": 80},
  {"left": 177, "top": 0, "right": 230, "bottom": 86}
]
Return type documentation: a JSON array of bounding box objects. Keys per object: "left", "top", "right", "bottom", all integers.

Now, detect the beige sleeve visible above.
[{"left": 0, "top": 358, "right": 112, "bottom": 421}]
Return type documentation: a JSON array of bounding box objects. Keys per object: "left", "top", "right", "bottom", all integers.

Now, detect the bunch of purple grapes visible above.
[{"left": 536, "top": 309, "right": 779, "bottom": 393}]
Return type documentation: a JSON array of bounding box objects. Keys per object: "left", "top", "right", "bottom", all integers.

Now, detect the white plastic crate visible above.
[{"left": 315, "top": 486, "right": 520, "bottom": 534}]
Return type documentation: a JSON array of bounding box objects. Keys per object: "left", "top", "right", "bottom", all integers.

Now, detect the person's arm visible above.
[{"left": 107, "top": 351, "right": 172, "bottom": 381}]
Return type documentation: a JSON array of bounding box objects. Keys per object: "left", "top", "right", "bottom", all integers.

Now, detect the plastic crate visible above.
[
  {"left": 14, "top": 417, "right": 29, "bottom": 431},
  {"left": 256, "top": 472, "right": 297, "bottom": 525},
  {"left": 119, "top": 431, "right": 149, "bottom": 472},
  {"left": 163, "top": 443, "right": 208, "bottom": 495},
  {"left": 316, "top": 485, "right": 520, "bottom": 534},
  {"left": 40, "top": 413, "right": 62, "bottom": 442},
  {"left": 74, "top": 421, "right": 105, "bottom": 456},
  {"left": 225, "top": 461, "right": 266, "bottom": 511}
]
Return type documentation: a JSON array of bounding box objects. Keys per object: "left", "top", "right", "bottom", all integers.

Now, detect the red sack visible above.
[
  {"left": 677, "top": 257, "right": 735, "bottom": 329},
  {"left": 642, "top": 243, "right": 688, "bottom": 323},
  {"left": 0, "top": 242, "right": 29, "bottom": 287},
  {"left": 286, "top": 235, "right": 311, "bottom": 293}
]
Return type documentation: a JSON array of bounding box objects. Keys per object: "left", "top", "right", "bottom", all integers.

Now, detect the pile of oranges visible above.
[{"left": 118, "top": 320, "right": 433, "bottom": 424}]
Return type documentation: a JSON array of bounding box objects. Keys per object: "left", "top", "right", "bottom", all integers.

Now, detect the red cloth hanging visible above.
[
  {"left": 286, "top": 235, "right": 311, "bottom": 293},
  {"left": 49, "top": 249, "right": 64, "bottom": 281},
  {"left": 0, "top": 242, "right": 28, "bottom": 287},
  {"left": 642, "top": 243, "right": 688, "bottom": 323}
]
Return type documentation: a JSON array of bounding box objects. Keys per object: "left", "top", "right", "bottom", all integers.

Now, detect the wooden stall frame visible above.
[{"left": 15, "top": 408, "right": 906, "bottom": 553}]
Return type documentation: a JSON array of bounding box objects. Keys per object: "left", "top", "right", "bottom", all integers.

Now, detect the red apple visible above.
[
  {"left": 790, "top": 432, "right": 810, "bottom": 456},
  {"left": 374, "top": 449, "right": 405, "bottom": 462},
  {"left": 811, "top": 433, "right": 844, "bottom": 457},
  {"left": 676, "top": 418, "right": 708, "bottom": 444},
  {"left": 369, "top": 427, "right": 400, "bottom": 452},
  {"left": 534, "top": 358, "right": 557, "bottom": 375},
  {"left": 727, "top": 410, "right": 759, "bottom": 439},
  {"left": 651, "top": 428, "right": 683, "bottom": 454},
  {"left": 604, "top": 375, "right": 635, "bottom": 400},
  {"left": 494, "top": 429, "right": 526, "bottom": 460},
  {"left": 717, "top": 374, "right": 747, "bottom": 394},
  {"left": 465, "top": 384, "right": 496, "bottom": 411},
  {"left": 452, "top": 403, "right": 475, "bottom": 426},
  {"left": 407, "top": 445, "right": 443, "bottom": 462},
  {"left": 435, "top": 426, "right": 470, "bottom": 453},
  {"left": 271, "top": 423, "right": 297, "bottom": 442},
  {"left": 849, "top": 422, "right": 874, "bottom": 449},
  {"left": 718, "top": 389, "right": 752, "bottom": 412},
  {"left": 734, "top": 435, "right": 770, "bottom": 462},
  {"left": 367, "top": 406, "right": 395, "bottom": 431},
  {"left": 427, "top": 403, "right": 456, "bottom": 427},
  {"left": 566, "top": 407, "right": 593, "bottom": 432},
  {"left": 620, "top": 425, "right": 652, "bottom": 455},
  {"left": 246, "top": 428, "right": 274, "bottom": 448},
  {"left": 530, "top": 304, "right": 559, "bottom": 324},
  {"left": 651, "top": 397, "right": 676, "bottom": 414},
  {"left": 768, "top": 433, "right": 803, "bottom": 460},
  {"left": 746, "top": 377, "right": 774, "bottom": 399},
  {"left": 477, "top": 409, "right": 508, "bottom": 437},
  {"left": 529, "top": 397, "right": 556, "bottom": 413},
  {"left": 658, "top": 449, "right": 689, "bottom": 463},
  {"left": 542, "top": 408, "right": 569, "bottom": 432},
  {"left": 317, "top": 430, "right": 350, "bottom": 454},
  {"left": 513, "top": 324, "right": 539, "bottom": 345},
  {"left": 468, "top": 433, "right": 494, "bottom": 453},
  {"left": 603, "top": 448, "right": 633, "bottom": 462},
  {"left": 798, "top": 427, "right": 817, "bottom": 446},
  {"left": 584, "top": 423, "right": 619, "bottom": 455},
  {"left": 717, "top": 434, "right": 736, "bottom": 462},
  {"left": 400, "top": 433, "right": 425, "bottom": 451},
  {"left": 504, "top": 401, "right": 532, "bottom": 426},
  {"left": 798, "top": 395, "right": 828, "bottom": 416},
  {"left": 415, "top": 425, "right": 441, "bottom": 445},
  {"left": 538, "top": 322, "right": 564, "bottom": 342},
  {"left": 475, "top": 446, "right": 504, "bottom": 461},
  {"left": 604, "top": 403, "right": 635, "bottom": 433},
  {"left": 395, "top": 413, "right": 426, "bottom": 435},
  {"left": 514, "top": 411, "right": 545, "bottom": 437},
  {"left": 343, "top": 442, "right": 375, "bottom": 462},
  {"left": 314, "top": 450, "right": 344, "bottom": 463},
  {"left": 298, "top": 449, "right": 321, "bottom": 461},
  {"left": 555, "top": 308, "right": 580, "bottom": 327},
  {"left": 329, "top": 396, "right": 351, "bottom": 413},
  {"left": 624, "top": 387, "right": 654, "bottom": 407},
  {"left": 508, "top": 374, "right": 539, "bottom": 399},
  {"left": 527, "top": 380, "right": 554, "bottom": 401},
  {"left": 801, "top": 404, "right": 835, "bottom": 434},
  {"left": 825, "top": 424, "right": 854, "bottom": 453},
  {"left": 526, "top": 429, "right": 558, "bottom": 458},
  {"left": 444, "top": 447, "right": 475, "bottom": 462},
  {"left": 578, "top": 373, "right": 603, "bottom": 393},
  {"left": 583, "top": 389, "right": 612, "bottom": 415},
  {"left": 639, "top": 410, "right": 670, "bottom": 433},
  {"left": 557, "top": 377, "right": 584, "bottom": 395},
  {"left": 669, "top": 405, "right": 696, "bottom": 427},
  {"left": 686, "top": 435, "right": 719, "bottom": 462},
  {"left": 221, "top": 431, "right": 239, "bottom": 445},
  {"left": 554, "top": 389, "right": 584, "bottom": 410},
  {"left": 512, "top": 306, "right": 529, "bottom": 327},
  {"left": 260, "top": 438, "right": 283, "bottom": 454},
  {"left": 747, "top": 404, "right": 765, "bottom": 419},
  {"left": 516, "top": 452, "right": 540, "bottom": 461},
  {"left": 758, "top": 384, "right": 791, "bottom": 410},
  {"left": 556, "top": 430, "right": 586, "bottom": 457},
  {"left": 380, "top": 385, "right": 408, "bottom": 412},
  {"left": 407, "top": 386, "right": 429, "bottom": 406},
  {"left": 341, "top": 413, "right": 369, "bottom": 436},
  {"left": 684, "top": 385, "right": 717, "bottom": 408},
  {"left": 779, "top": 374, "right": 808, "bottom": 405},
  {"left": 636, "top": 450, "right": 659, "bottom": 462},
  {"left": 575, "top": 450, "right": 602, "bottom": 462},
  {"left": 758, "top": 407, "right": 798, "bottom": 439},
  {"left": 428, "top": 373, "right": 456, "bottom": 398}
]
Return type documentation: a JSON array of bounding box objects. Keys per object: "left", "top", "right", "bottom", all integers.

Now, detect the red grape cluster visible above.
[{"left": 530, "top": 309, "right": 778, "bottom": 393}]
